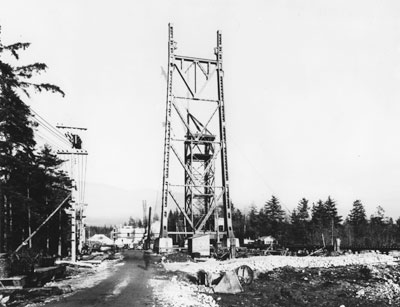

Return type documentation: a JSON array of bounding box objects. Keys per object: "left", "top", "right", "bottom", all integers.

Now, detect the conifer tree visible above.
[
  {"left": 347, "top": 200, "right": 367, "bottom": 227},
  {"left": 325, "top": 196, "right": 342, "bottom": 226},
  {"left": 0, "top": 27, "right": 65, "bottom": 253},
  {"left": 261, "top": 195, "right": 285, "bottom": 238},
  {"left": 245, "top": 204, "right": 259, "bottom": 239}
]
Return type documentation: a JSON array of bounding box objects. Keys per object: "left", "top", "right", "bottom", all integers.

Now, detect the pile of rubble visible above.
[
  {"left": 353, "top": 265, "right": 400, "bottom": 305},
  {"left": 162, "top": 252, "right": 194, "bottom": 263}
]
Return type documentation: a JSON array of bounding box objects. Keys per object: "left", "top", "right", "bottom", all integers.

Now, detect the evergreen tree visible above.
[
  {"left": 263, "top": 195, "right": 285, "bottom": 222},
  {"left": 289, "top": 198, "right": 310, "bottom": 245},
  {"left": 0, "top": 27, "right": 65, "bottom": 253},
  {"left": 261, "top": 195, "right": 285, "bottom": 238},
  {"left": 245, "top": 203, "right": 259, "bottom": 239},
  {"left": 344, "top": 200, "right": 367, "bottom": 246},
  {"left": 28, "top": 146, "right": 71, "bottom": 254},
  {"left": 347, "top": 200, "right": 367, "bottom": 227},
  {"left": 297, "top": 198, "right": 310, "bottom": 221},
  {"left": 231, "top": 203, "right": 245, "bottom": 241},
  {"left": 291, "top": 198, "right": 309, "bottom": 223},
  {"left": 325, "top": 196, "right": 342, "bottom": 226},
  {"left": 311, "top": 200, "right": 327, "bottom": 226},
  {"left": 128, "top": 216, "right": 136, "bottom": 227}
]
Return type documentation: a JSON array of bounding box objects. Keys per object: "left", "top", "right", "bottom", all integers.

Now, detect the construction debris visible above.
[
  {"left": 213, "top": 271, "right": 243, "bottom": 294},
  {"left": 55, "top": 260, "right": 94, "bottom": 268}
]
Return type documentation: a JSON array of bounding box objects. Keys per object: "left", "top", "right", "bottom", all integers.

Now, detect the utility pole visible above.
[
  {"left": 146, "top": 206, "right": 152, "bottom": 249},
  {"left": 142, "top": 200, "right": 147, "bottom": 228},
  {"left": 58, "top": 210, "right": 62, "bottom": 256},
  {"left": 71, "top": 191, "right": 77, "bottom": 262},
  {"left": 57, "top": 125, "right": 88, "bottom": 262}
]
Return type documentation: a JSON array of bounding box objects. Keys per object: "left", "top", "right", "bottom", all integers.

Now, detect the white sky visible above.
[{"left": 2, "top": 0, "right": 400, "bottom": 225}]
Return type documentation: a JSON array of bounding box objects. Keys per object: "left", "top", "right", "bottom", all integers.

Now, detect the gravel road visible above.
[{"left": 43, "top": 250, "right": 155, "bottom": 307}]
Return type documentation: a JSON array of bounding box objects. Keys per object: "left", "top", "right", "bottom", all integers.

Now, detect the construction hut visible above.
[{"left": 259, "top": 235, "right": 277, "bottom": 247}]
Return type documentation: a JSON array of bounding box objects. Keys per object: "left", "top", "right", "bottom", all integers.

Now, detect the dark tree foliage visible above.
[
  {"left": 167, "top": 209, "right": 179, "bottom": 232},
  {"left": 342, "top": 200, "right": 368, "bottom": 246},
  {"left": 237, "top": 195, "right": 400, "bottom": 249},
  {"left": 295, "top": 198, "right": 310, "bottom": 222},
  {"left": 127, "top": 216, "right": 136, "bottom": 227},
  {"left": 0, "top": 27, "right": 69, "bottom": 255},
  {"left": 259, "top": 195, "right": 286, "bottom": 241},
  {"left": 289, "top": 198, "right": 310, "bottom": 245},
  {"left": 115, "top": 197, "right": 400, "bottom": 250},
  {"left": 231, "top": 203, "right": 245, "bottom": 240},
  {"left": 348, "top": 200, "right": 367, "bottom": 226},
  {"left": 166, "top": 209, "right": 185, "bottom": 245},
  {"left": 28, "top": 146, "right": 72, "bottom": 254},
  {"left": 324, "top": 196, "right": 342, "bottom": 226},
  {"left": 309, "top": 197, "right": 342, "bottom": 245},
  {"left": 245, "top": 204, "right": 260, "bottom": 239},
  {"left": 86, "top": 225, "right": 114, "bottom": 238},
  {"left": 311, "top": 200, "right": 327, "bottom": 226}
]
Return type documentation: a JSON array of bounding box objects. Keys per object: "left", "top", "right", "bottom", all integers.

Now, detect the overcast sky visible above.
[{"left": 2, "top": 0, "right": 400, "bottom": 225}]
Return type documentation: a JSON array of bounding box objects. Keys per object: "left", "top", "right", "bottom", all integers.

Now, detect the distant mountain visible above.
[{"left": 84, "top": 182, "right": 160, "bottom": 226}]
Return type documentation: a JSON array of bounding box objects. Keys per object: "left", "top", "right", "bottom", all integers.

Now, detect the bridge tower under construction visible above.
[{"left": 157, "top": 24, "right": 236, "bottom": 254}]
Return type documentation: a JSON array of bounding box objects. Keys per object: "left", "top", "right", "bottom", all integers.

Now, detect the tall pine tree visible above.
[
  {"left": 261, "top": 195, "right": 285, "bottom": 239},
  {"left": 0, "top": 27, "right": 65, "bottom": 253}
]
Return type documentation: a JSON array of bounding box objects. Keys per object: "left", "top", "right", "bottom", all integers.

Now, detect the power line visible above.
[
  {"left": 30, "top": 108, "right": 71, "bottom": 142},
  {"left": 35, "top": 133, "right": 60, "bottom": 151},
  {"left": 34, "top": 117, "right": 71, "bottom": 148},
  {"left": 29, "top": 108, "right": 72, "bottom": 150},
  {"left": 35, "top": 131, "right": 66, "bottom": 152},
  {"left": 35, "top": 129, "right": 69, "bottom": 150}
]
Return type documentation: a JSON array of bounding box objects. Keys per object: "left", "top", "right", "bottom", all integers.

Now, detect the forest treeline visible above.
[
  {"left": 0, "top": 29, "right": 72, "bottom": 255},
  {"left": 168, "top": 195, "right": 400, "bottom": 248},
  {"left": 235, "top": 196, "right": 400, "bottom": 248}
]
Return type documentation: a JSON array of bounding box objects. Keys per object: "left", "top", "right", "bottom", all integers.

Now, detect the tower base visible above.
[
  {"left": 222, "top": 237, "right": 239, "bottom": 258},
  {"left": 154, "top": 237, "right": 173, "bottom": 254}
]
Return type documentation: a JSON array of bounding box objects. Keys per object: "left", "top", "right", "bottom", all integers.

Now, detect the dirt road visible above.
[{"left": 44, "top": 250, "right": 155, "bottom": 307}]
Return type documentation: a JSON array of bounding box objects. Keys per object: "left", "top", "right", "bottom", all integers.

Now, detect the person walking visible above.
[{"left": 143, "top": 249, "right": 151, "bottom": 270}]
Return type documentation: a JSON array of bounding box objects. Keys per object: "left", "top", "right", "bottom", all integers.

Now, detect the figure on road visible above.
[{"left": 143, "top": 249, "right": 151, "bottom": 270}]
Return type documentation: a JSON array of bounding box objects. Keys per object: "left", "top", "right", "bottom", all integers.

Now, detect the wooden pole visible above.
[{"left": 146, "top": 206, "right": 152, "bottom": 249}]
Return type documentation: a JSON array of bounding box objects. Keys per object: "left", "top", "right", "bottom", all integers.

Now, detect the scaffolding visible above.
[{"left": 158, "top": 24, "right": 236, "bottom": 251}]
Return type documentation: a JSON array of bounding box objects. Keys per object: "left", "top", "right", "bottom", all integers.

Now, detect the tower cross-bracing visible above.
[{"left": 159, "top": 24, "right": 235, "bottom": 250}]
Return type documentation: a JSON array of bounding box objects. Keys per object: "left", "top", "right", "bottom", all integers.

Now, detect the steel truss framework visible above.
[{"left": 160, "top": 24, "right": 235, "bottom": 242}]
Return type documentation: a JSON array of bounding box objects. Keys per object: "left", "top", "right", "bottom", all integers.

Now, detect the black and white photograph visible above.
[{"left": 1, "top": 1, "right": 400, "bottom": 306}]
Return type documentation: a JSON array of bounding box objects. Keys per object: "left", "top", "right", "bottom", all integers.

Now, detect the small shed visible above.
[{"left": 259, "top": 235, "right": 276, "bottom": 245}]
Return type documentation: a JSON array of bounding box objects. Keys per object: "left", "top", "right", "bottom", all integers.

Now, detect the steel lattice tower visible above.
[{"left": 159, "top": 24, "right": 235, "bottom": 249}]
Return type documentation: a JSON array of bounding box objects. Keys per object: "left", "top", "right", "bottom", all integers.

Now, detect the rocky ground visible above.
[
  {"left": 3, "top": 251, "right": 400, "bottom": 307},
  {"left": 213, "top": 264, "right": 400, "bottom": 307},
  {"left": 160, "top": 252, "right": 400, "bottom": 307}
]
